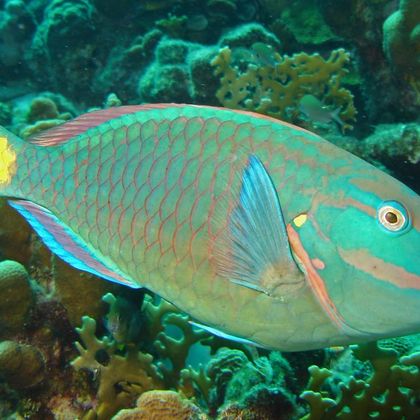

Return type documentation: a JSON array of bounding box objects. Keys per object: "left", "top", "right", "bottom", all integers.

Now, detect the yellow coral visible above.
[
  {"left": 72, "top": 316, "right": 163, "bottom": 420},
  {"left": 211, "top": 46, "right": 357, "bottom": 127}
]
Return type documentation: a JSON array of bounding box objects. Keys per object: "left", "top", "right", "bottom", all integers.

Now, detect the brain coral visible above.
[
  {"left": 0, "top": 259, "right": 33, "bottom": 338},
  {"left": 112, "top": 390, "right": 207, "bottom": 420}
]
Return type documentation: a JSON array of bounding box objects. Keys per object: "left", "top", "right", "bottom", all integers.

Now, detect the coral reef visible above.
[
  {"left": 269, "top": 0, "right": 339, "bottom": 47},
  {"left": 328, "top": 122, "right": 420, "bottom": 191},
  {"left": 72, "top": 316, "right": 163, "bottom": 419},
  {"left": 138, "top": 39, "right": 200, "bottom": 103},
  {"left": 0, "top": 0, "right": 35, "bottom": 72},
  {"left": 113, "top": 390, "right": 207, "bottom": 419},
  {"left": 53, "top": 258, "right": 118, "bottom": 328},
  {"left": 20, "top": 95, "right": 73, "bottom": 138},
  {"left": 0, "top": 199, "right": 32, "bottom": 264},
  {"left": 218, "top": 351, "right": 298, "bottom": 419},
  {"left": 318, "top": 0, "right": 419, "bottom": 123},
  {"left": 211, "top": 45, "right": 356, "bottom": 129},
  {"left": 71, "top": 293, "right": 217, "bottom": 418},
  {"left": 301, "top": 342, "right": 420, "bottom": 419},
  {"left": 71, "top": 291, "right": 313, "bottom": 419},
  {"left": 0, "top": 340, "right": 45, "bottom": 389},
  {"left": 0, "top": 260, "right": 34, "bottom": 338},
  {"left": 383, "top": 0, "right": 420, "bottom": 82},
  {"left": 29, "top": 0, "right": 99, "bottom": 100}
]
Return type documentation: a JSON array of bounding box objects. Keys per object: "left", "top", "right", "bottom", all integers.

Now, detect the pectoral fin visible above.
[{"left": 214, "top": 155, "right": 304, "bottom": 296}]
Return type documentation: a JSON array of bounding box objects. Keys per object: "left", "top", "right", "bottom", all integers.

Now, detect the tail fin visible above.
[{"left": 0, "top": 126, "right": 25, "bottom": 197}]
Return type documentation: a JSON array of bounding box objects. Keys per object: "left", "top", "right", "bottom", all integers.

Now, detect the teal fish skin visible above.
[{"left": 1, "top": 104, "right": 419, "bottom": 351}]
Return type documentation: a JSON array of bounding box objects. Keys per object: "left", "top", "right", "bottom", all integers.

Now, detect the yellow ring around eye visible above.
[{"left": 378, "top": 205, "right": 406, "bottom": 231}]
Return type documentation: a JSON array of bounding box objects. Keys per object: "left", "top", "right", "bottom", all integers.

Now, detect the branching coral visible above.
[
  {"left": 211, "top": 45, "right": 357, "bottom": 128},
  {"left": 300, "top": 341, "right": 420, "bottom": 419},
  {"left": 72, "top": 293, "right": 259, "bottom": 418},
  {"left": 142, "top": 295, "right": 210, "bottom": 387},
  {"left": 72, "top": 316, "right": 163, "bottom": 419}
]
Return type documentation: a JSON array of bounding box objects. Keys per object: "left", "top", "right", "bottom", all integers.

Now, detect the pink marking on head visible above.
[
  {"left": 286, "top": 223, "right": 347, "bottom": 332},
  {"left": 312, "top": 258, "right": 326, "bottom": 270},
  {"left": 338, "top": 248, "right": 420, "bottom": 290}
]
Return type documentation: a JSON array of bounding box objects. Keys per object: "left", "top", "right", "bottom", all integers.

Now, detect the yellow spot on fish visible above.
[
  {"left": 293, "top": 213, "right": 307, "bottom": 227},
  {"left": 0, "top": 136, "right": 17, "bottom": 186}
]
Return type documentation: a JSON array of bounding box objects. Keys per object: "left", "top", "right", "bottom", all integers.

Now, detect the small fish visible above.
[
  {"left": 232, "top": 43, "right": 280, "bottom": 68},
  {"left": 0, "top": 104, "right": 419, "bottom": 351},
  {"left": 102, "top": 293, "right": 143, "bottom": 343},
  {"left": 299, "top": 94, "right": 344, "bottom": 129},
  {"left": 250, "top": 42, "right": 280, "bottom": 67}
]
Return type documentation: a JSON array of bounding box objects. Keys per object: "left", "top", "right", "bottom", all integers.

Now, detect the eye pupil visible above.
[
  {"left": 377, "top": 201, "right": 409, "bottom": 233},
  {"left": 385, "top": 211, "right": 398, "bottom": 224}
]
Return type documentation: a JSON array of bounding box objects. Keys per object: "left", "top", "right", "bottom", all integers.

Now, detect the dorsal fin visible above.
[
  {"left": 28, "top": 104, "right": 180, "bottom": 146},
  {"left": 29, "top": 103, "right": 313, "bottom": 147}
]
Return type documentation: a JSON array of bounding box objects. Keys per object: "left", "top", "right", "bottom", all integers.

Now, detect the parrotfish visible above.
[{"left": 0, "top": 104, "right": 419, "bottom": 351}]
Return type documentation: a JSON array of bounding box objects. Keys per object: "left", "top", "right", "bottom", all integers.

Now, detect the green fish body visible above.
[{"left": 0, "top": 104, "right": 419, "bottom": 351}]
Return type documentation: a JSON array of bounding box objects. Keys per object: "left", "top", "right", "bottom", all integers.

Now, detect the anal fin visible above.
[{"left": 9, "top": 200, "right": 140, "bottom": 288}]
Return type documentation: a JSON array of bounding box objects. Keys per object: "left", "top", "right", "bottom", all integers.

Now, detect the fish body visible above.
[
  {"left": 299, "top": 94, "right": 344, "bottom": 129},
  {"left": 0, "top": 104, "right": 419, "bottom": 351}
]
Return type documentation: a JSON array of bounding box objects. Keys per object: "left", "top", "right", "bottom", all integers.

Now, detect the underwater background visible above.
[{"left": 0, "top": 0, "right": 419, "bottom": 418}]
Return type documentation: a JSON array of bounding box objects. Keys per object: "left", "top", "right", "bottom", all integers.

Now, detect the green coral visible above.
[
  {"left": 301, "top": 341, "right": 420, "bottom": 419},
  {"left": 275, "top": 0, "right": 339, "bottom": 45},
  {"left": 383, "top": 0, "right": 420, "bottom": 81},
  {"left": 211, "top": 45, "right": 357, "bottom": 128}
]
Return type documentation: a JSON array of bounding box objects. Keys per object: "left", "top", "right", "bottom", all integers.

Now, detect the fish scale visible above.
[{"left": 1, "top": 104, "right": 419, "bottom": 351}]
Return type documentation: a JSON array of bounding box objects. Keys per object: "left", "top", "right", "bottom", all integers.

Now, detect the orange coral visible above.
[{"left": 113, "top": 390, "right": 207, "bottom": 420}]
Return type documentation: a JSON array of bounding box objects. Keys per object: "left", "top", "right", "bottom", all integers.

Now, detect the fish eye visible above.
[{"left": 377, "top": 201, "right": 410, "bottom": 233}]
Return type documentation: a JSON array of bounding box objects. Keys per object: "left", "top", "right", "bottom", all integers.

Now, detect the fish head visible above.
[{"left": 287, "top": 163, "right": 420, "bottom": 340}]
